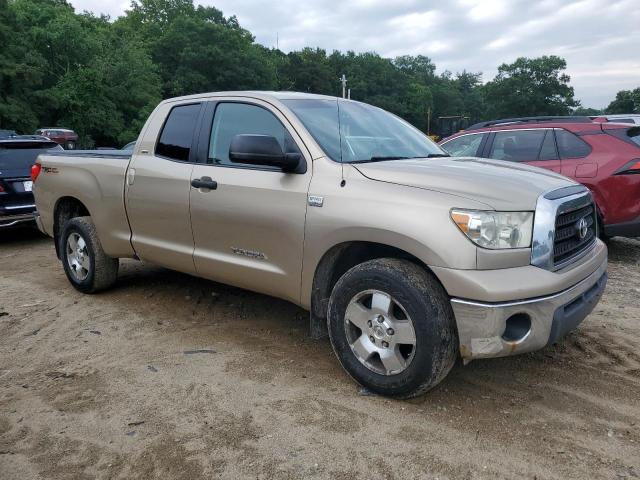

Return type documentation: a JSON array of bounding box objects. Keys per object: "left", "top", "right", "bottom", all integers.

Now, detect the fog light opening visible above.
[{"left": 502, "top": 313, "right": 531, "bottom": 342}]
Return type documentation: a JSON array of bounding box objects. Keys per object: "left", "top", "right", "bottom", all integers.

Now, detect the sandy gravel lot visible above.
[{"left": 1, "top": 229, "right": 639, "bottom": 479}]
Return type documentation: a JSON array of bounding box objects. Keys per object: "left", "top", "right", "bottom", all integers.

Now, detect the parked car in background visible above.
[
  {"left": 1, "top": 133, "right": 62, "bottom": 228},
  {"left": 592, "top": 114, "right": 640, "bottom": 126},
  {"left": 35, "top": 128, "right": 78, "bottom": 150},
  {"left": 32, "top": 92, "right": 607, "bottom": 397},
  {"left": 440, "top": 116, "right": 640, "bottom": 238}
]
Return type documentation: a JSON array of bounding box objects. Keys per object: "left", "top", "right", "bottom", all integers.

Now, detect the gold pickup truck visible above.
[{"left": 32, "top": 92, "right": 608, "bottom": 397}]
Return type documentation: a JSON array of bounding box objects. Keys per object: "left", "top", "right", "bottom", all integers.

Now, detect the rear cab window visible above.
[
  {"left": 156, "top": 103, "right": 202, "bottom": 161},
  {"left": 440, "top": 133, "right": 486, "bottom": 156}
]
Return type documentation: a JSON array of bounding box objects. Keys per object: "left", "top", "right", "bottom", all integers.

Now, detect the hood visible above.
[{"left": 353, "top": 156, "right": 575, "bottom": 211}]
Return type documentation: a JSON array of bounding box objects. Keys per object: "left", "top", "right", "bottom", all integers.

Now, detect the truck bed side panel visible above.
[{"left": 34, "top": 154, "right": 135, "bottom": 258}]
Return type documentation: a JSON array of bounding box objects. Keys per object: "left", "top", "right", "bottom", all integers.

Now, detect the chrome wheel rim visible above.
[
  {"left": 344, "top": 290, "right": 417, "bottom": 375},
  {"left": 66, "top": 232, "right": 90, "bottom": 281}
]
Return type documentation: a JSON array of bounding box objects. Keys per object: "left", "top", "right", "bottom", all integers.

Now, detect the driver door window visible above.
[
  {"left": 208, "top": 103, "right": 300, "bottom": 169},
  {"left": 189, "top": 100, "right": 311, "bottom": 302}
]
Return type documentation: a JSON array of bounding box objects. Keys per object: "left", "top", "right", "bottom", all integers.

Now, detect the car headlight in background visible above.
[{"left": 451, "top": 210, "right": 534, "bottom": 249}]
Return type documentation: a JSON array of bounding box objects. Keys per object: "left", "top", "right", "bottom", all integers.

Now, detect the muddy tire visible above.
[
  {"left": 327, "top": 258, "right": 458, "bottom": 398},
  {"left": 59, "top": 216, "right": 118, "bottom": 293}
]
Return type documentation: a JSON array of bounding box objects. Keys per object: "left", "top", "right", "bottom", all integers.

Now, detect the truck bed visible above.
[
  {"left": 34, "top": 151, "right": 135, "bottom": 258},
  {"left": 44, "top": 150, "right": 132, "bottom": 159}
]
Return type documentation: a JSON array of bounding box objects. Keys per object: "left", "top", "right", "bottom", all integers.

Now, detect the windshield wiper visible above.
[
  {"left": 351, "top": 154, "right": 450, "bottom": 164},
  {"left": 348, "top": 156, "right": 409, "bottom": 163}
]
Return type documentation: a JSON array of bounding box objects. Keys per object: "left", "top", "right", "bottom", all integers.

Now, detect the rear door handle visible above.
[{"left": 191, "top": 176, "right": 218, "bottom": 190}]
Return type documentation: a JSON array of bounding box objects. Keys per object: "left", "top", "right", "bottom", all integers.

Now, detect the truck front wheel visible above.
[
  {"left": 60, "top": 216, "right": 119, "bottom": 293},
  {"left": 327, "top": 258, "right": 458, "bottom": 398}
]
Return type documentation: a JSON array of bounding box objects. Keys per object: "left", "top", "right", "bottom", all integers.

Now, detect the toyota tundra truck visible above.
[{"left": 32, "top": 92, "right": 608, "bottom": 398}]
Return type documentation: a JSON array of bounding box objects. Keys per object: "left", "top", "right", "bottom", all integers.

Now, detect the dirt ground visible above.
[{"left": 0, "top": 229, "right": 639, "bottom": 480}]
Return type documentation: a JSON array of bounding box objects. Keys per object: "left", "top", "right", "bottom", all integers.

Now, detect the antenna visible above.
[{"left": 276, "top": 32, "right": 279, "bottom": 50}]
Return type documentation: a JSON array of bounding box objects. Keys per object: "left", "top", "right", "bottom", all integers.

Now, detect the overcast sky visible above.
[{"left": 70, "top": 0, "right": 640, "bottom": 108}]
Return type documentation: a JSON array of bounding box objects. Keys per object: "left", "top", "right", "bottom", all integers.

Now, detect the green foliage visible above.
[
  {"left": 0, "top": 0, "right": 621, "bottom": 144},
  {"left": 573, "top": 106, "right": 603, "bottom": 116},
  {"left": 605, "top": 88, "right": 640, "bottom": 114},
  {"left": 483, "top": 56, "right": 579, "bottom": 118}
]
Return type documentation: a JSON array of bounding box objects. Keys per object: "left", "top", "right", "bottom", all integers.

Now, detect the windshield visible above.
[{"left": 282, "top": 99, "right": 446, "bottom": 163}]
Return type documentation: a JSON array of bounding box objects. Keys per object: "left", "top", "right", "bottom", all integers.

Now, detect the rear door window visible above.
[
  {"left": 489, "top": 130, "right": 546, "bottom": 162},
  {"left": 440, "top": 133, "right": 486, "bottom": 157},
  {"left": 555, "top": 129, "right": 591, "bottom": 158},
  {"left": 156, "top": 103, "right": 201, "bottom": 162}
]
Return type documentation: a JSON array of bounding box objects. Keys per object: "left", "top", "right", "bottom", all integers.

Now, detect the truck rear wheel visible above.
[
  {"left": 327, "top": 258, "right": 458, "bottom": 398},
  {"left": 60, "top": 216, "right": 118, "bottom": 293}
]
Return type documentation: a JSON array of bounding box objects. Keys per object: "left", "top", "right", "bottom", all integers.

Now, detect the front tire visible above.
[
  {"left": 60, "top": 216, "right": 118, "bottom": 293},
  {"left": 327, "top": 258, "right": 458, "bottom": 398}
]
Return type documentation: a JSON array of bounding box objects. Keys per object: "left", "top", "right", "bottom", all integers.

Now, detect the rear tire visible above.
[
  {"left": 327, "top": 258, "right": 458, "bottom": 398},
  {"left": 59, "top": 216, "right": 118, "bottom": 293}
]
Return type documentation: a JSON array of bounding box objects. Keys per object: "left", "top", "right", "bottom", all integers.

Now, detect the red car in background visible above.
[
  {"left": 439, "top": 117, "right": 640, "bottom": 238},
  {"left": 35, "top": 128, "right": 78, "bottom": 149}
]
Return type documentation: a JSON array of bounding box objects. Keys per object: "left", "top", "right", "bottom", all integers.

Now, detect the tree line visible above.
[{"left": 1, "top": 0, "right": 637, "bottom": 147}]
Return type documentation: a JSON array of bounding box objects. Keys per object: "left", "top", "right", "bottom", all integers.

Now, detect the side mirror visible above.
[{"left": 229, "top": 134, "right": 302, "bottom": 173}]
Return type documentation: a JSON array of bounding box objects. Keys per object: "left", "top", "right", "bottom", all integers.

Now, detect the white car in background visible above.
[{"left": 593, "top": 114, "right": 640, "bottom": 125}]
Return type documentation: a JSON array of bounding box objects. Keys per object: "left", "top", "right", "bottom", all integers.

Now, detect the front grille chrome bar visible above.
[{"left": 531, "top": 186, "right": 595, "bottom": 271}]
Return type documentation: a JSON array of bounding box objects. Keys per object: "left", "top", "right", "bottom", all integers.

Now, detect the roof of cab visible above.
[{"left": 161, "top": 91, "right": 342, "bottom": 105}]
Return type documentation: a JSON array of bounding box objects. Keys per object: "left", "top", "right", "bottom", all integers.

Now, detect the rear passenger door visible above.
[
  {"left": 486, "top": 129, "right": 562, "bottom": 173},
  {"left": 126, "top": 102, "right": 203, "bottom": 274}
]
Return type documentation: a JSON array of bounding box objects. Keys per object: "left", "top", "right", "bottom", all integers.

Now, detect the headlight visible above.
[{"left": 451, "top": 210, "right": 534, "bottom": 249}]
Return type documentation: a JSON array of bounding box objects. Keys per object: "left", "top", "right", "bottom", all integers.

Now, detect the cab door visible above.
[
  {"left": 125, "top": 102, "right": 203, "bottom": 274},
  {"left": 189, "top": 99, "right": 312, "bottom": 303}
]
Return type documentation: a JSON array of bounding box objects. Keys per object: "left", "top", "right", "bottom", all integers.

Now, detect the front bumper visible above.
[{"left": 451, "top": 257, "right": 607, "bottom": 361}]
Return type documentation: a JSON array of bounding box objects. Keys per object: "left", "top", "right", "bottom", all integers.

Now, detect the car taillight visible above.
[
  {"left": 31, "top": 163, "right": 42, "bottom": 182},
  {"left": 0, "top": 185, "right": 4, "bottom": 193},
  {"left": 614, "top": 159, "right": 640, "bottom": 175}
]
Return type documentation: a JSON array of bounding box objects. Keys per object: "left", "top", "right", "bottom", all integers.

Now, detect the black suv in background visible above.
[{"left": 1, "top": 132, "right": 62, "bottom": 228}]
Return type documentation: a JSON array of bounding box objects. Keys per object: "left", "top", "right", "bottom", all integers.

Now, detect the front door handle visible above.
[{"left": 191, "top": 176, "right": 218, "bottom": 190}]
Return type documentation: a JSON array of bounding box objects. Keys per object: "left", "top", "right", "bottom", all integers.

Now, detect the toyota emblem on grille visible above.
[{"left": 577, "top": 217, "right": 588, "bottom": 239}]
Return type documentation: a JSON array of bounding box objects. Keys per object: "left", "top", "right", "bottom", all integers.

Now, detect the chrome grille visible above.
[{"left": 553, "top": 203, "right": 596, "bottom": 266}]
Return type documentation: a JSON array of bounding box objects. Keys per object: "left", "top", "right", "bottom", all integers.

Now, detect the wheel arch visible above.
[
  {"left": 53, "top": 196, "right": 91, "bottom": 259},
  {"left": 308, "top": 241, "right": 447, "bottom": 339}
]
